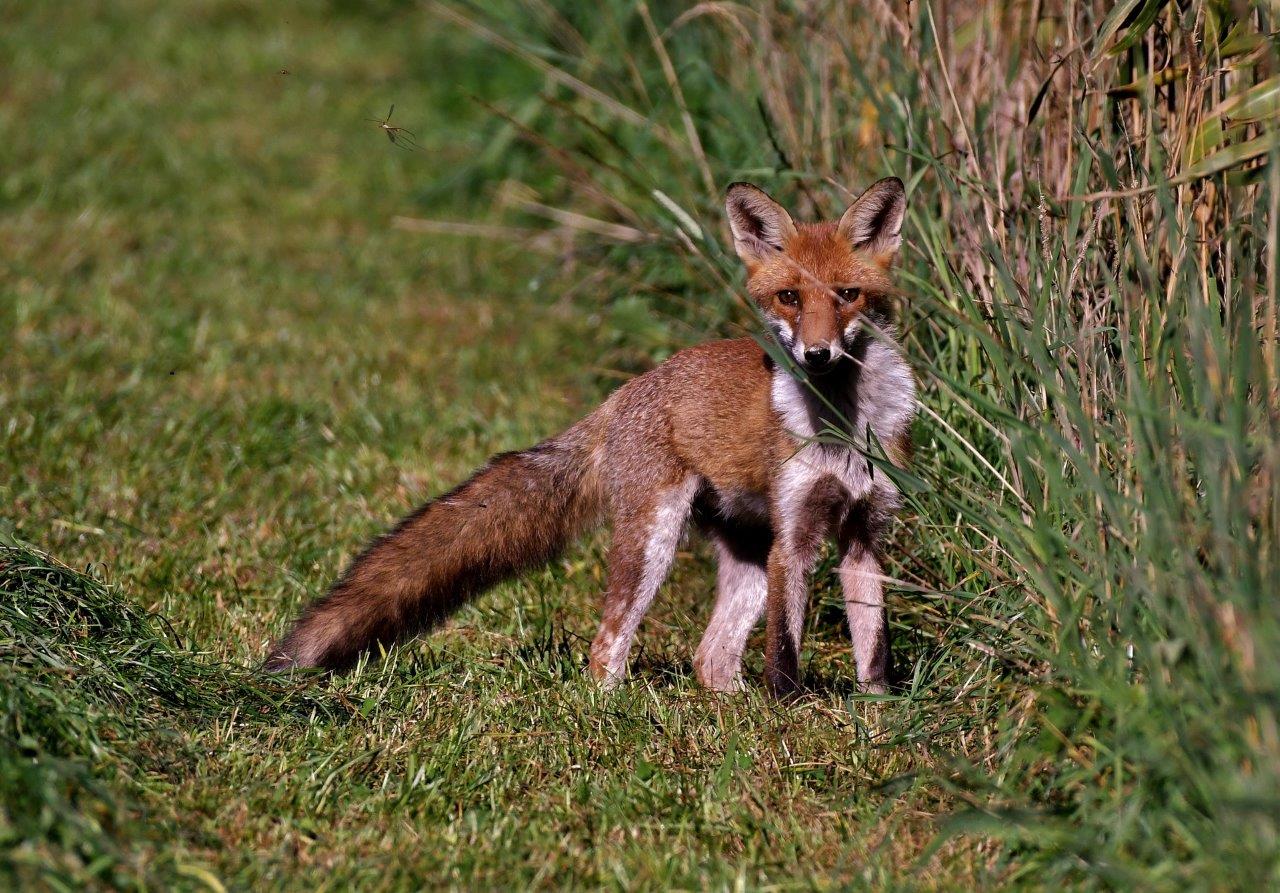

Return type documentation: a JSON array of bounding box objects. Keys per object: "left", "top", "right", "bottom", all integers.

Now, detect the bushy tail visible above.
[{"left": 265, "top": 416, "right": 603, "bottom": 672}]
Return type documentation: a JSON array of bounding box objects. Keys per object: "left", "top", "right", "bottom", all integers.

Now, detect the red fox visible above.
[{"left": 266, "top": 177, "right": 916, "bottom": 697}]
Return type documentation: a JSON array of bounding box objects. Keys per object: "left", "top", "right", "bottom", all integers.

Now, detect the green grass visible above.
[
  {"left": 1, "top": 2, "right": 979, "bottom": 888},
  {"left": 4, "top": 0, "right": 1279, "bottom": 889}
]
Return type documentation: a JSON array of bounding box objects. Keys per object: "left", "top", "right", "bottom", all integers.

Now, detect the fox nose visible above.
[{"left": 803, "top": 345, "right": 832, "bottom": 368}]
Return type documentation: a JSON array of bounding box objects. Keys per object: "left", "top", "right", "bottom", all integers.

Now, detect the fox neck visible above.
[{"left": 770, "top": 330, "right": 871, "bottom": 443}]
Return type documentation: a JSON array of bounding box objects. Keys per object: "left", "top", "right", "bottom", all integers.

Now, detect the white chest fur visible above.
[{"left": 770, "top": 336, "right": 916, "bottom": 530}]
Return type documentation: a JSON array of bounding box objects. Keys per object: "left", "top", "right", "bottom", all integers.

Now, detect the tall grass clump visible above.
[
  {"left": 0, "top": 544, "right": 339, "bottom": 888},
  {"left": 434, "top": 0, "right": 1280, "bottom": 884}
]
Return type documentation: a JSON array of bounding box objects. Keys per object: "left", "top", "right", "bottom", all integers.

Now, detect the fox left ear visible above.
[
  {"left": 725, "top": 183, "right": 798, "bottom": 269},
  {"left": 837, "top": 177, "right": 906, "bottom": 264}
]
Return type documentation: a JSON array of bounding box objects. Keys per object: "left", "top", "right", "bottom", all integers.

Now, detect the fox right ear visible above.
[
  {"left": 837, "top": 177, "right": 906, "bottom": 265},
  {"left": 725, "top": 183, "right": 797, "bottom": 268}
]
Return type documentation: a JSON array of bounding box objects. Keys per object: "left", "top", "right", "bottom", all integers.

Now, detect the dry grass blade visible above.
[
  {"left": 391, "top": 216, "right": 542, "bottom": 239},
  {"left": 508, "top": 197, "right": 654, "bottom": 243},
  {"left": 637, "top": 0, "right": 717, "bottom": 201}
]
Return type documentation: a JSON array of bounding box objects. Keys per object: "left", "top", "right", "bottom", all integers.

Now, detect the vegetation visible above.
[{"left": 3, "top": 0, "right": 1277, "bottom": 888}]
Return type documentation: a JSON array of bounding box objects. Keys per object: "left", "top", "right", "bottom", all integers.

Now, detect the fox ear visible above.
[
  {"left": 725, "top": 183, "right": 797, "bottom": 267},
  {"left": 837, "top": 177, "right": 906, "bottom": 264}
]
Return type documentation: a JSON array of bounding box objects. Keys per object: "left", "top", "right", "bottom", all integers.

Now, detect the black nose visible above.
[{"left": 804, "top": 345, "right": 832, "bottom": 368}]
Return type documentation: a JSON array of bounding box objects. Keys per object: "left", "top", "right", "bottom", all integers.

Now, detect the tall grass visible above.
[
  {"left": 436, "top": 0, "right": 1280, "bottom": 884},
  {"left": 0, "top": 544, "right": 339, "bottom": 887}
]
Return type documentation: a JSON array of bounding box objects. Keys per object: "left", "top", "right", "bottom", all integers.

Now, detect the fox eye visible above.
[
  {"left": 836, "top": 287, "right": 861, "bottom": 303},
  {"left": 775, "top": 289, "right": 800, "bottom": 307}
]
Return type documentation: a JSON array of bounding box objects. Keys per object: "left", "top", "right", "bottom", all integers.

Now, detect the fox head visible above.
[{"left": 725, "top": 177, "right": 906, "bottom": 374}]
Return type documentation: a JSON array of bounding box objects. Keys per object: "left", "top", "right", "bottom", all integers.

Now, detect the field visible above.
[{"left": 3, "top": 0, "right": 1278, "bottom": 889}]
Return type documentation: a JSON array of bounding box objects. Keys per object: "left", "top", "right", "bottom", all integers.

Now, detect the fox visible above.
[{"left": 265, "top": 176, "right": 917, "bottom": 697}]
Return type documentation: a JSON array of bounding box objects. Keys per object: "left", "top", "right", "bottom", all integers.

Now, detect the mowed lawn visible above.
[{"left": 2, "top": 2, "right": 987, "bottom": 889}]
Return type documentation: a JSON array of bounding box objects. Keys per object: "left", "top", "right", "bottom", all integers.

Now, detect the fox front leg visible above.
[
  {"left": 839, "top": 541, "right": 889, "bottom": 694},
  {"left": 763, "top": 540, "right": 810, "bottom": 698},
  {"left": 764, "top": 472, "right": 851, "bottom": 697}
]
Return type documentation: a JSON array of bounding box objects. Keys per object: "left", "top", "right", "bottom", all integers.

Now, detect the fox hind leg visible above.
[
  {"left": 588, "top": 475, "right": 698, "bottom": 686},
  {"left": 694, "top": 522, "right": 769, "bottom": 692}
]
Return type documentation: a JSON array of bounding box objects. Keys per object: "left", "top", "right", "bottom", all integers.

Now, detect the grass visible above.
[{"left": 3, "top": 0, "right": 1279, "bottom": 889}]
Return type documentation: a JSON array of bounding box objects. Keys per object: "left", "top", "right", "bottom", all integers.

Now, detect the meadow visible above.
[{"left": 3, "top": 0, "right": 1278, "bottom": 889}]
